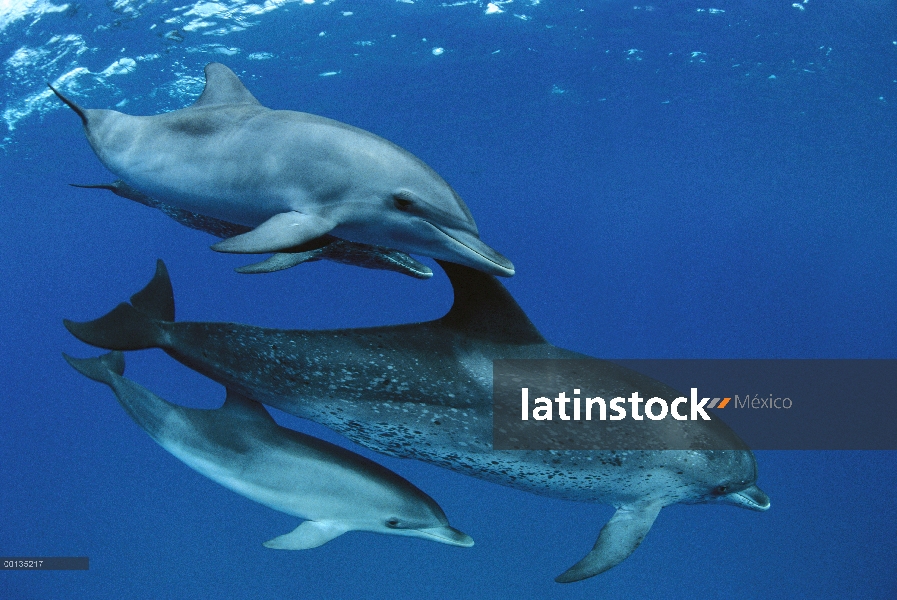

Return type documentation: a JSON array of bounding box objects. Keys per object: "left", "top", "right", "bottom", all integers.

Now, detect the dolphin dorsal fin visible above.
[
  {"left": 193, "top": 63, "right": 262, "bottom": 108},
  {"left": 222, "top": 389, "right": 276, "bottom": 423},
  {"left": 437, "top": 261, "right": 545, "bottom": 345}
]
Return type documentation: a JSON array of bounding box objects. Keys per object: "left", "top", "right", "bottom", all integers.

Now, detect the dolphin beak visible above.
[
  {"left": 414, "top": 525, "right": 475, "bottom": 547},
  {"left": 720, "top": 485, "right": 770, "bottom": 511},
  {"left": 424, "top": 222, "right": 515, "bottom": 277}
]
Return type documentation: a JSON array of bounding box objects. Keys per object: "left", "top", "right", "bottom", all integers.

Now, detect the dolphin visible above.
[
  {"left": 49, "top": 62, "right": 514, "bottom": 277},
  {"left": 64, "top": 260, "right": 769, "bottom": 582},
  {"left": 63, "top": 350, "right": 473, "bottom": 550},
  {"left": 70, "top": 180, "right": 433, "bottom": 278}
]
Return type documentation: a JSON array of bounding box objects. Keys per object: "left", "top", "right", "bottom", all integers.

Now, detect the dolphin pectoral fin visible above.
[
  {"left": 555, "top": 502, "right": 663, "bottom": 583},
  {"left": 211, "top": 212, "right": 335, "bottom": 254},
  {"left": 235, "top": 251, "right": 323, "bottom": 274},
  {"left": 235, "top": 239, "right": 435, "bottom": 279},
  {"left": 263, "top": 521, "right": 348, "bottom": 550},
  {"left": 321, "top": 240, "right": 433, "bottom": 279}
]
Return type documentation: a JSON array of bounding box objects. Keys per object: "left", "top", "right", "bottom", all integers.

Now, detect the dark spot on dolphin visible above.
[
  {"left": 64, "top": 258, "right": 766, "bottom": 582},
  {"left": 166, "top": 116, "right": 222, "bottom": 137}
]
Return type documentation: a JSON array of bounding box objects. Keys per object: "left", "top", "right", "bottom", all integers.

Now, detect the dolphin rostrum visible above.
[
  {"left": 70, "top": 180, "right": 433, "bottom": 278},
  {"left": 64, "top": 261, "right": 769, "bottom": 582},
  {"left": 63, "top": 351, "right": 473, "bottom": 550},
  {"left": 50, "top": 62, "right": 514, "bottom": 277}
]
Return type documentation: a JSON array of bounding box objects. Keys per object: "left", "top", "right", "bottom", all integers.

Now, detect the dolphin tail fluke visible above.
[
  {"left": 64, "top": 303, "right": 162, "bottom": 351},
  {"left": 555, "top": 502, "right": 662, "bottom": 583},
  {"left": 47, "top": 84, "right": 88, "bottom": 126},
  {"left": 129, "top": 260, "right": 175, "bottom": 321},
  {"left": 62, "top": 351, "right": 125, "bottom": 384},
  {"left": 263, "top": 521, "right": 348, "bottom": 550},
  {"left": 63, "top": 260, "right": 174, "bottom": 351}
]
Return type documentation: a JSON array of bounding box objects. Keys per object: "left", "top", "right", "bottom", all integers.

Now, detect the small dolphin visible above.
[
  {"left": 65, "top": 261, "right": 769, "bottom": 582},
  {"left": 50, "top": 62, "right": 514, "bottom": 277},
  {"left": 71, "top": 180, "right": 433, "bottom": 278},
  {"left": 63, "top": 351, "right": 473, "bottom": 550}
]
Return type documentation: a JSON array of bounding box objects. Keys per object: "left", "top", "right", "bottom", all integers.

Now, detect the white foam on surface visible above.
[
  {"left": 1, "top": 0, "right": 849, "bottom": 147},
  {"left": 0, "top": 0, "right": 69, "bottom": 33}
]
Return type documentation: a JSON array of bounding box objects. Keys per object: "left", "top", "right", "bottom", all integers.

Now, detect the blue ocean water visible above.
[{"left": 2, "top": 1, "right": 895, "bottom": 598}]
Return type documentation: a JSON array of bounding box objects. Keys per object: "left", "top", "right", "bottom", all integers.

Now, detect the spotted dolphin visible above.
[
  {"left": 70, "top": 180, "right": 433, "bottom": 278},
  {"left": 63, "top": 351, "right": 473, "bottom": 550},
  {"left": 49, "top": 62, "right": 514, "bottom": 277},
  {"left": 64, "top": 261, "right": 769, "bottom": 582}
]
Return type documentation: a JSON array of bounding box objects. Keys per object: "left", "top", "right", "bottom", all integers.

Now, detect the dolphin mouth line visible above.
[
  {"left": 727, "top": 489, "right": 771, "bottom": 511},
  {"left": 422, "top": 220, "right": 513, "bottom": 273},
  {"left": 414, "top": 526, "right": 475, "bottom": 547},
  {"left": 736, "top": 491, "right": 771, "bottom": 511}
]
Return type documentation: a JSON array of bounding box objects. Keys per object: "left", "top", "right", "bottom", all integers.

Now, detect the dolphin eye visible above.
[
  {"left": 712, "top": 485, "right": 729, "bottom": 496},
  {"left": 386, "top": 517, "right": 401, "bottom": 528},
  {"left": 393, "top": 195, "right": 413, "bottom": 211}
]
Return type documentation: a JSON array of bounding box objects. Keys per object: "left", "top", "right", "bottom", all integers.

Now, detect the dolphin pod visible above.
[
  {"left": 64, "top": 260, "right": 769, "bottom": 582},
  {"left": 50, "top": 62, "right": 514, "bottom": 277},
  {"left": 64, "top": 351, "right": 473, "bottom": 550}
]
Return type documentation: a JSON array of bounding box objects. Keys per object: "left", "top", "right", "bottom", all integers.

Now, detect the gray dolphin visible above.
[
  {"left": 70, "top": 180, "right": 433, "bottom": 278},
  {"left": 64, "top": 261, "right": 769, "bottom": 582},
  {"left": 63, "top": 351, "right": 473, "bottom": 550},
  {"left": 50, "top": 62, "right": 514, "bottom": 277}
]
